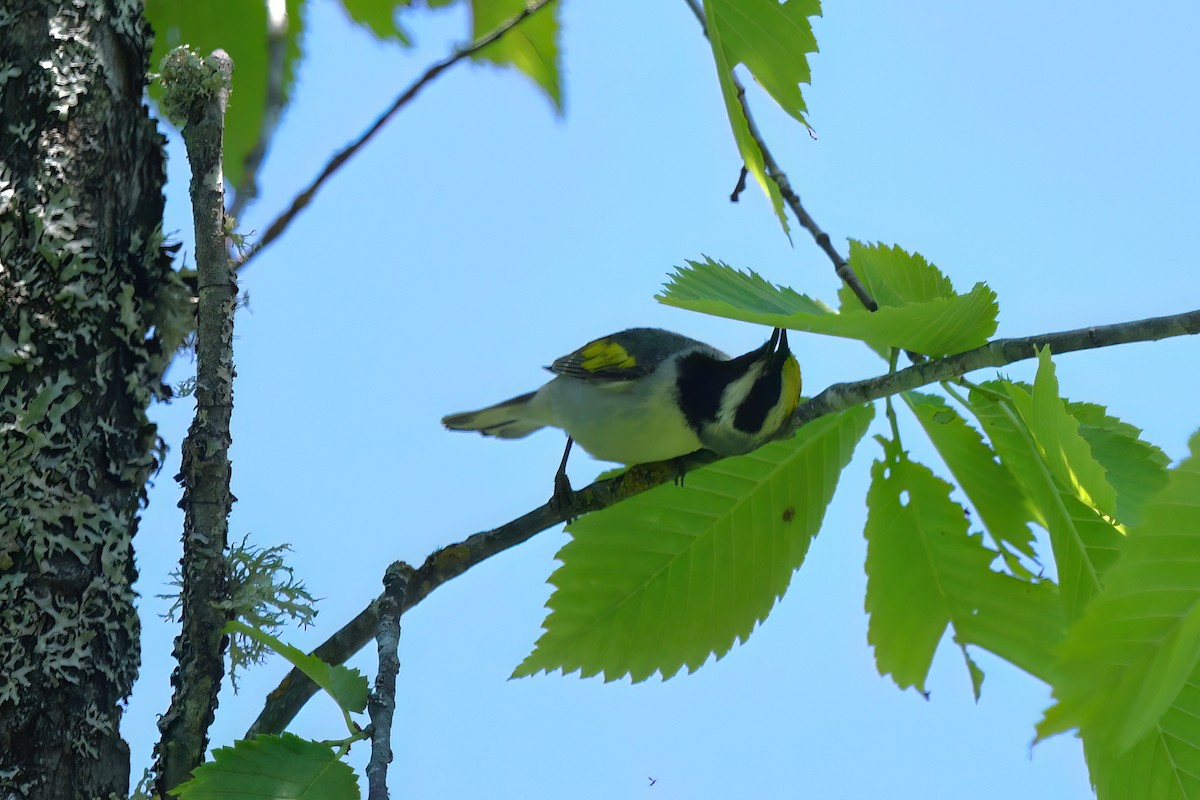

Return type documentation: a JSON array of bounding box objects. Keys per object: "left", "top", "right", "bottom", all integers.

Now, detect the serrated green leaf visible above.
[
  {"left": 225, "top": 621, "right": 368, "bottom": 715},
  {"left": 339, "top": 0, "right": 413, "bottom": 43},
  {"left": 658, "top": 257, "right": 835, "bottom": 317},
  {"left": 706, "top": 0, "right": 819, "bottom": 126},
  {"left": 864, "top": 449, "right": 1000, "bottom": 694},
  {"left": 849, "top": 241, "right": 999, "bottom": 354},
  {"left": 1024, "top": 348, "right": 1118, "bottom": 518},
  {"left": 172, "top": 733, "right": 359, "bottom": 799},
  {"left": 659, "top": 257, "right": 997, "bottom": 356},
  {"left": 904, "top": 391, "right": 1036, "bottom": 560},
  {"left": 1084, "top": 674, "right": 1200, "bottom": 800},
  {"left": 953, "top": 571, "right": 1064, "bottom": 684},
  {"left": 703, "top": 0, "right": 822, "bottom": 233},
  {"left": 513, "top": 405, "right": 873, "bottom": 682},
  {"left": 1038, "top": 431, "right": 1200, "bottom": 753},
  {"left": 845, "top": 241, "right": 954, "bottom": 302},
  {"left": 968, "top": 383, "right": 1120, "bottom": 620},
  {"left": 963, "top": 648, "right": 985, "bottom": 701},
  {"left": 147, "top": 0, "right": 306, "bottom": 192},
  {"left": 472, "top": 0, "right": 562, "bottom": 111},
  {"left": 1067, "top": 400, "right": 1170, "bottom": 528}
]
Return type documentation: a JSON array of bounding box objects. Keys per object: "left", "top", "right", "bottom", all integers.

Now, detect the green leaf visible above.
[
  {"left": 1067, "top": 400, "right": 1170, "bottom": 528},
  {"left": 864, "top": 446, "right": 1000, "bottom": 694},
  {"left": 845, "top": 242, "right": 999, "bottom": 354},
  {"left": 658, "top": 257, "right": 997, "bottom": 355},
  {"left": 171, "top": 733, "right": 359, "bottom": 799},
  {"left": 224, "top": 621, "right": 368, "bottom": 715},
  {"left": 147, "top": 0, "right": 306, "bottom": 192},
  {"left": 1038, "top": 431, "right": 1200, "bottom": 752},
  {"left": 471, "top": 0, "right": 562, "bottom": 111},
  {"left": 702, "top": 0, "right": 821, "bottom": 233},
  {"left": 968, "top": 383, "right": 1120, "bottom": 620},
  {"left": 513, "top": 405, "right": 873, "bottom": 681},
  {"left": 1083, "top": 676, "right": 1200, "bottom": 800},
  {"left": 844, "top": 241, "right": 955, "bottom": 302},
  {"left": 1023, "top": 347, "right": 1118, "bottom": 518},
  {"left": 339, "top": 0, "right": 414, "bottom": 43},
  {"left": 904, "top": 391, "right": 1036, "bottom": 561},
  {"left": 706, "top": 0, "right": 819, "bottom": 126},
  {"left": 953, "top": 571, "right": 1064, "bottom": 684},
  {"left": 658, "top": 257, "right": 835, "bottom": 319}
]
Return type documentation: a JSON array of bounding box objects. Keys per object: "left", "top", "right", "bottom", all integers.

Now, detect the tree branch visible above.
[
  {"left": 153, "top": 48, "right": 239, "bottom": 795},
  {"left": 366, "top": 563, "right": 412, "bottom": 800},
  {"left": 248, "top": 306, "right": 1200, "bottom": 736},
  {"left": 235, "top": 0, "right": 558, "bottom": 271},
  {"left": 681, "top": 0, "right": 877, "bottom": 312}
]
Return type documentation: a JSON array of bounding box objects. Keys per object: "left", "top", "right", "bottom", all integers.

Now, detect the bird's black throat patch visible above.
[
  {"left": 732, "top": 357, "right": 784, "bottom": 434},
  {"left": 676, "top": 352, "right": 726, "bottom": 431},
  {"left": 676, "top": 349, "right": 761, "bottom": 433}
]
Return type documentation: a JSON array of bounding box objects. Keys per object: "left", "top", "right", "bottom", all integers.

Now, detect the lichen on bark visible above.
[{"left": 0, "top": 0, "right": 185, "bottom": 796}]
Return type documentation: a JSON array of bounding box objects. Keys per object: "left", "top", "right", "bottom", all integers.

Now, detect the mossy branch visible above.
[
  {"left": 366, "top": 563, "right": 413, "bottom": 800},
  {"left": 153, "top": 47, "right": 239, "bottom": 796}
]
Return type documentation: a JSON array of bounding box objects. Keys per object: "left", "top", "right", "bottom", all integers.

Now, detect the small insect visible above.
[{"left": 781, "top": 506, "right": 795, "bottom": 523}]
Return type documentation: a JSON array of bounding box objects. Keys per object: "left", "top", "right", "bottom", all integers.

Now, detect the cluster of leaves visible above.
[
  {"left": 172, "top": 622, "right": 369, "bottom": 798},
  {"left": 512, "top": 247, "right": 1200, "bottom": 800},
  {"left": 145, "top": 1, "right": 1200, "bottom": 797},
  {"left": 145, "top": 0, "right": 562, "bottom": 203}
]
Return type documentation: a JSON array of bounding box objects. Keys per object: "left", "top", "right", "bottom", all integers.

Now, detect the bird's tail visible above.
[{"left": 441, "top": 391, "right": 544, "bottom": 439}]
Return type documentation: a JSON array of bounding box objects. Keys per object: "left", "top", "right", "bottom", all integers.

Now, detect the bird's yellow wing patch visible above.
[{"left": 579, "top": 339, "right": 638, "bottom": 373}]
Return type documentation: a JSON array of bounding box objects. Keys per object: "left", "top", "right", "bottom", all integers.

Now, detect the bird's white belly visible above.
[{"left": 531, "top": 375, "right": 702, "bottom": 465}]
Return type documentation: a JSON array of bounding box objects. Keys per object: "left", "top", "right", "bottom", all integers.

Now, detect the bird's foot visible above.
[{"left": 550, "top": 470, "right": 576, "bottom": 522}]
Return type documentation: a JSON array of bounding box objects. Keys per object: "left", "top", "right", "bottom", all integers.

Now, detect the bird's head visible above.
[{"left": 676, "top": 327, "right": 802, "bottom": 456}]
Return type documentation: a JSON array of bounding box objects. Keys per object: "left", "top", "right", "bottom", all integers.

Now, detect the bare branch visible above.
[
  {"left": 366, "top": 563, "right": 413, "bottom": 800},
  {"left": 236, "top": 0, "right": 558, "bottom": 271},
  {"left": 154, "top": 48, "right": 239, "bottom": 795},
  {"left": 791, "top": 309, "right": 1200, "bottom": 430},
  {"left": 248, "top": 306, "right": 1200, "bottom": 736}
]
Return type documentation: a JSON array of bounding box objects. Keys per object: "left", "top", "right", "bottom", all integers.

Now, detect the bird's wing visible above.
[{"left": 547, "top": 328, "right": 718, "bottom": 382}]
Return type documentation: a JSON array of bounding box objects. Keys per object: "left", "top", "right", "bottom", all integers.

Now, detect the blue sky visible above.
[{"left": 127, "top": 2, "right": 1199, "bottom": 797}]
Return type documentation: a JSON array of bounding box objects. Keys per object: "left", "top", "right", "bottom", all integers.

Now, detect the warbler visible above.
[{"left": 442, "top": 327, "right": 801, "bottom": 488}]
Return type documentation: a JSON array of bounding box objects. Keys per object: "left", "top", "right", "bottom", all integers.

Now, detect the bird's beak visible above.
[{"left": 760, "top": 327, "right": 782, "bottom": 357}]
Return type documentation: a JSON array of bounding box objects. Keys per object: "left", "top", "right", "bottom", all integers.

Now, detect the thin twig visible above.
[
  {"left": 681, "top": 0, "right": 877, "bottom": 312},
  {"left": 235, "top": 0, "right": 558, "bottom": 271},
  {"left": 247, "top": 306, "right": 1200, "bottom": 736},
  {"left": 366, "top": 563, "right": 412, "bottom": 800},
  {"left": 153, "top": 48, "right": 238, "bottom": 796},
  {"left": 739, "top": 81, "right": 877, "bottom": 311},
  {"left": 729, "top": 166, "right": 748, "bottom": 202}
]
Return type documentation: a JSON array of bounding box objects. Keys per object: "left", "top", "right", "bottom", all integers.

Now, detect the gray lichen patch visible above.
[
  {"left": 0, "top": 0, "right": 178, "bottom": 794},
  {"left": 158, "top": 46, "right": 233, "bottom": 129}
]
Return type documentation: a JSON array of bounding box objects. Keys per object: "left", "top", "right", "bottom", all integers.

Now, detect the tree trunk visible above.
[{"left": 0, "top": 0, "right": 181, "bottom": 796}]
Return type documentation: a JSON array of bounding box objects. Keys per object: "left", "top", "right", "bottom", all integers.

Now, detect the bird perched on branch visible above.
[{"left": 442, "top": 327, "right": 801, "bottom": 500}]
